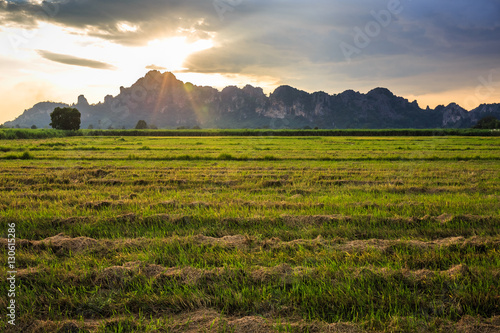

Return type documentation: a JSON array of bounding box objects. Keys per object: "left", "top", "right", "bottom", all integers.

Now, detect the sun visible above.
[{"left": 142, "top": 37, "right": 213, "bottom": 71}]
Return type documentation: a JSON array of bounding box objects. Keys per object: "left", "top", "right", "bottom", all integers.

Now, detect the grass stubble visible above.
[{"left": 0, "top": 135, "right": 499, "bottom": 332}]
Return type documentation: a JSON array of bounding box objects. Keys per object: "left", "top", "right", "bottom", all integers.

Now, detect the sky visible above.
[{"left": 1, "top": 0, "right": 500, "bottom": 124}]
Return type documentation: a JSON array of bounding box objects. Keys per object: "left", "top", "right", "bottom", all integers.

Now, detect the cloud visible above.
[
  {"left": 2, "top": 0, "right": 500, "bottom": 103},
  {"left": 3, "top": 0, "right": 500, "bottom": 57},
  {"left": 0, "top": 0, "right": 220, "bottom": 45},
  {"left": 145, "top": 64, "right": 166, "bottom": 71},
  {"left": 182, "top": 0, "right": 500, "bottom": 95},
  {"left": 37, "top": 50, "right": 117, "bottom": 70}
]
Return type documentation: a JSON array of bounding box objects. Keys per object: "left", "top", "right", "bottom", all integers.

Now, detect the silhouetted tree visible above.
[
  {"left": 31, "top": 125, "right": 37, "bottom": 129},
  {"left": 473, "top": 116, "right": 500, "bottom": 129},
  {"left": 135, "top": 120, "right": 148, "bottom": 129},
  {"left": 50, "top": 107, "right": 81, "bottom": 130}
]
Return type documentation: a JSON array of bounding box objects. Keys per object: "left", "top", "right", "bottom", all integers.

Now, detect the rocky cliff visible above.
[{"left": 4, "top": 71, "right": 500, "bottom": 129}]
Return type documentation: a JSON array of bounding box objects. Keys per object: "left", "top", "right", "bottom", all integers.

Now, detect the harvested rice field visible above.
[{"left": 1, "top": 135, "right": 499, "bottom": 332}]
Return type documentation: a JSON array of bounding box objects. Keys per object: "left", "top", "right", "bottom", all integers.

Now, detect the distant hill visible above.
[{"left": 4, "top": 71, "right": 500, "bottom": 129}]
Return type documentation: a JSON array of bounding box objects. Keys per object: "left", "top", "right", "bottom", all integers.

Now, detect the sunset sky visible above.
[{"left": 1, "top": 0, "right": 500, "bottom": 124}]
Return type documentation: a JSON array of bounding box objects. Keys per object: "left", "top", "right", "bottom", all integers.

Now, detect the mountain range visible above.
[{"left": 3, "top": 70, "right": 500, "bottom": 129}]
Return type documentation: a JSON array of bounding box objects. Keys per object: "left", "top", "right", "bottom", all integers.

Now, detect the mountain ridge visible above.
[{"left": 3, "top": 70, "right": 500, "bottom": 129}]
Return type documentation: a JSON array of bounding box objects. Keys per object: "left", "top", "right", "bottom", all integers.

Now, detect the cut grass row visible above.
[
  {"left": 2, "top": 213, "right": 499, "bottom": 242},
  {"left": 1, "top": 136, "right": 499, "bottom": 162}
]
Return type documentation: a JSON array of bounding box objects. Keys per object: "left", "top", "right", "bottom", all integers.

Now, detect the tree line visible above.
[{"left": 5, "top": 107, "right": 499, "bottom": 131}]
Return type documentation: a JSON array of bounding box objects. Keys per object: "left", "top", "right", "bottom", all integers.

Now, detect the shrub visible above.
[{"left": 135, "top": 120, "right": 148, "bottom": 129}]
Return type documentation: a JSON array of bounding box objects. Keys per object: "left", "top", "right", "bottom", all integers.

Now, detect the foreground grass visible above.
[{"left": 0, "top": 136, "right": 499, "bottom": 332}]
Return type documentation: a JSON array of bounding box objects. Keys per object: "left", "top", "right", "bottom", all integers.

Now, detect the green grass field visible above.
[{"left": 1, "top": 135, "right": 499, "bottom": 332}]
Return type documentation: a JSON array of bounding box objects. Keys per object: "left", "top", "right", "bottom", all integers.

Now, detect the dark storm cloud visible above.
[
  {"left": 0, "top": 0, "right": 223, "bottom": 45},
  {"left": 37, "top": 50, "right": 117, "bottom": 70},
  {"left": 2, "top": 0, "right": 500, "bottom": 95},
  {"left": 182, "top": 0, "right": 500, "bottom": 94},
  {"left": 3, "top": 0, "right": 499, "bottom": 56}
]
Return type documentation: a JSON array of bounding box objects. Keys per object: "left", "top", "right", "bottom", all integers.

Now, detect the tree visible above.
[
  {"left": 135, "top": 120, "right": 148, "bottom": 129},
  {"left": 50, "top": 107, "right": 81, "bottom": 130},
  {"left": 473, "top": 116, "right": 500, "bottom": 129},
  {"left": 31, "top": 125, "right": 37, "bottom": 129}
]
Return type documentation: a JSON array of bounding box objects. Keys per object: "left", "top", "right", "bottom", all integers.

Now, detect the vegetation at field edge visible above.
[{"left": 0, "top": 128, "right": 499, "bottom": 140}]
